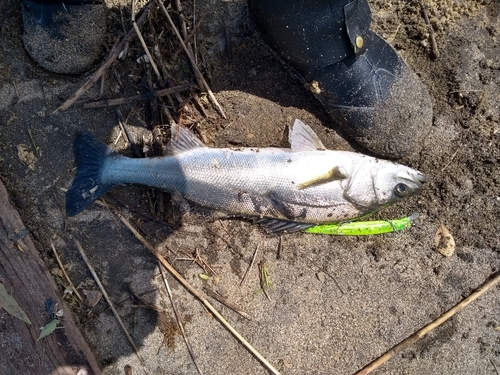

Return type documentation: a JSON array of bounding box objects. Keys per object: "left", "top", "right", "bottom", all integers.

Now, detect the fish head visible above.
[{"left": 343, "top": 158, "right": 427, "bottom": 211}]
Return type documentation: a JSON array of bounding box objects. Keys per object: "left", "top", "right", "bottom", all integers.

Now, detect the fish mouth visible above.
[
  {"left": 401, "top": 170, "right": 427, "bottom": 192},
  {"left": 408, "top": 172, "right": 427, "bottom": 194},
  {"left": 416, "top": 172, "right": 427, "bottom": 184}
]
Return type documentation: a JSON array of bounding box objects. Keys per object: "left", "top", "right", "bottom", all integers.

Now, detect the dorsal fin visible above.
[
  {"left": 289, "top": 119, "right": 326, "bottom": 152},
  {"left": 165, "top": 124, "right": 206, "bottom": 155}
]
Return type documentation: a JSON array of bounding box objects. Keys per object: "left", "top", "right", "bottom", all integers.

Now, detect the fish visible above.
[{"left": 66, "top": 119, "right": 426, "bottom": 233}]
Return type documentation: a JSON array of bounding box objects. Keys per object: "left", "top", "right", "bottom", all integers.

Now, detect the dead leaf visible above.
[
  {"left": 0, "top": 282, "right": 32, "bottom": 324},
  {"left": 316, "top": 271, "right": 326, "bottom": 282},
  {"left": 83, "top": 290, "right": 102, "bottom": 308},
  {"left": 434, "top": 224, "right": 455, "bottom": 257}
]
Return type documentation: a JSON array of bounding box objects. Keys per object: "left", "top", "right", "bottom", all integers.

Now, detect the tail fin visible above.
[{"left": 66, "top": 133, "right": 117, "bottom": 216}]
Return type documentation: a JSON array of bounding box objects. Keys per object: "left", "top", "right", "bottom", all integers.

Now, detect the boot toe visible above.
[
  {"left": 248, "top": 0, "right": 432, "bottom": 158},
  {"left": 311, "top": 32, "right": 433, "bottom": 158}
]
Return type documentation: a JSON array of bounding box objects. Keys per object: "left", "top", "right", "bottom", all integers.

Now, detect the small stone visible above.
[{"left": 316, "top": 271, "right": 326, "bottom": 282}]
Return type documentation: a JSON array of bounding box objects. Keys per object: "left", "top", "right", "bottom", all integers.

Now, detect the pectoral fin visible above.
[{"left": 297, "top": 166, "right": 346, "bottom": 190}]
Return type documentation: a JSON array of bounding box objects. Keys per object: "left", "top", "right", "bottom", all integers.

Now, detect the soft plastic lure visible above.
[{"left": 304, "top": 213, "right": 419, "bottom": 236}]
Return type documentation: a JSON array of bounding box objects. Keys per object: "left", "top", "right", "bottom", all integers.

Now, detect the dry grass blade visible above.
[
  {"left": 173, "top": 0, "right": 201, "bottom": 88},
  {"left": 116, "top": 109, "right": 141, "bottom": 158},
  {"left": 131, "top": 0, "right": 163, "bottom": 85},
  {"left": 159, "top": 264, "right": 204, "bottom": 375},
  {"left": 257, "top": 260, "right": 273, "bottom": 301},
  {"left": 156, "top": 0, "right": 226, "bottom": 119},
  {"left": 305, "top": 256, "right": 344, "bottom": 295},
  {"left": 55, "top": 0, "right": 156, "bottom": 112},
  {"left": 96, "top": 196, "right": 175, "bottom": 230},
  {"left": 240, "top": 243, "right": 260, "bottom": 286},
  {"left": 353, "top": 271, "right": 500, "bottom": 375},
  {"left": 113, "top": 209, "right": 280, "bottom": 375},
  {"left": 83, "top": 83, "right": 194, "bottom": 108},
  {"left": 276, "top": 235, "right": 282, "bottom": 259},
  {"left": 178, "top": 248, "right": 218, "bottom": 277},
  {"left": 171, "top": 20, "right": 204, "bottom": 61},
  {"left": 420, "top": 0, "right": 439, "bottom": 59},
  {"left": 173, "top": 0, "right": 188, "bottom": 39},
  {"left": 50, "top": 240, "right": 83, "bottom": 302},
  {"left": 490, "top": 359, "right": 500, "bottom": 375},
  {"left": 203, "top": 287, "right": 252, "bottom": 321},
  {"left": 74, "top": 240, "right": 145, "bottom": 364}
]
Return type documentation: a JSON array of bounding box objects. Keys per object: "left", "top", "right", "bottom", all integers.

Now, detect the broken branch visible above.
[{"left": 353, "top": 271, "right": 500, "bottom": 375}]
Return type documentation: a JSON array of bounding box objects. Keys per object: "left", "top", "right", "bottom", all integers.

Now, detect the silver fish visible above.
[{"left": 66, "top": 120, "right": 426, "bottom": 232}]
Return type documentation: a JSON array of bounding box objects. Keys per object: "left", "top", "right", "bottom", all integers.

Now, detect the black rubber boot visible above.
[
  {"left": 22, "top": 0, "right": 108, "bottom": 74},
  {"left": 248, "top": 0, "right": 433, "bottom": 158}
]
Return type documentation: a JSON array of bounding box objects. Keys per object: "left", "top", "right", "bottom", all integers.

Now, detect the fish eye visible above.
[{"left": 394, "top": 183, "right": 409, "bottom": 197}]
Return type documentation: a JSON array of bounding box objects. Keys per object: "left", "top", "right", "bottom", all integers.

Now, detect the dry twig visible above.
[
  {"left": 83, "top": 83, "right": 194, "bottom": 108},
  {"left": 420, "top": 0, "right": 439, "bottom": 59},
  {"left": 74, "top": 240, "right": 144, "bottom": 364},
  {"left": 178, "top": 248, "right": 219, "bottom": 276},
  {"left": 490, "top": 359, "right": 500, "bottom": 375},
  {"left": 96, "top": 196, "right": 175, "bottom": 230},
  {"left": 173, "top": 0, "right": 201, "bottom": 89},
  {"left": 156, "top": 0, "right": 226, "bottom": 119},
  {"left": 116, "top": 109, "right": 142, "bottom": 158},
  {"left": 50, "top": 240, "right": 83, "bottom": 301},
  {"left": 171, "top": 20, "right": 204, "bottom": 61},
  {"left": 305, "top": 256, "right": 344, "bottom": 295},
  {"left": 159, "top": 264, "right": 203, "bottom": 375},
  {"left": 131, "top": 0, "right": 164, "bottom": 85},
  {"left": 203, "top": 287, "right": 252, "bottom": 321},
  {"left": 353, "top": 272, "right": 500, "bottom": 375},
  {"left": 51, "top": 191, "right": 67, "bottom": 231},
  {"left": 276, "top": 236, "right": 282, "bottom": 260},
  {"left": 240, "top": 243, "right": 260, "bottom": 286}
]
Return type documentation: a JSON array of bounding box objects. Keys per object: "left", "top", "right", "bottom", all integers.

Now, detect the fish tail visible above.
[{"left": 66, "top": 133, "right": 117, "bottom": 216}]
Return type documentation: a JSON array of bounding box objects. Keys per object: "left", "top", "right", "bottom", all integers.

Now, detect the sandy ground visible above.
[{"left": 0, "top": 0, "right": 499, "bottom": 374}]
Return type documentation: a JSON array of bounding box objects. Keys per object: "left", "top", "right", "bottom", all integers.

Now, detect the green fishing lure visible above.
[{"left": 304, "top": 213, "right": 419, "bottom": 236}]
